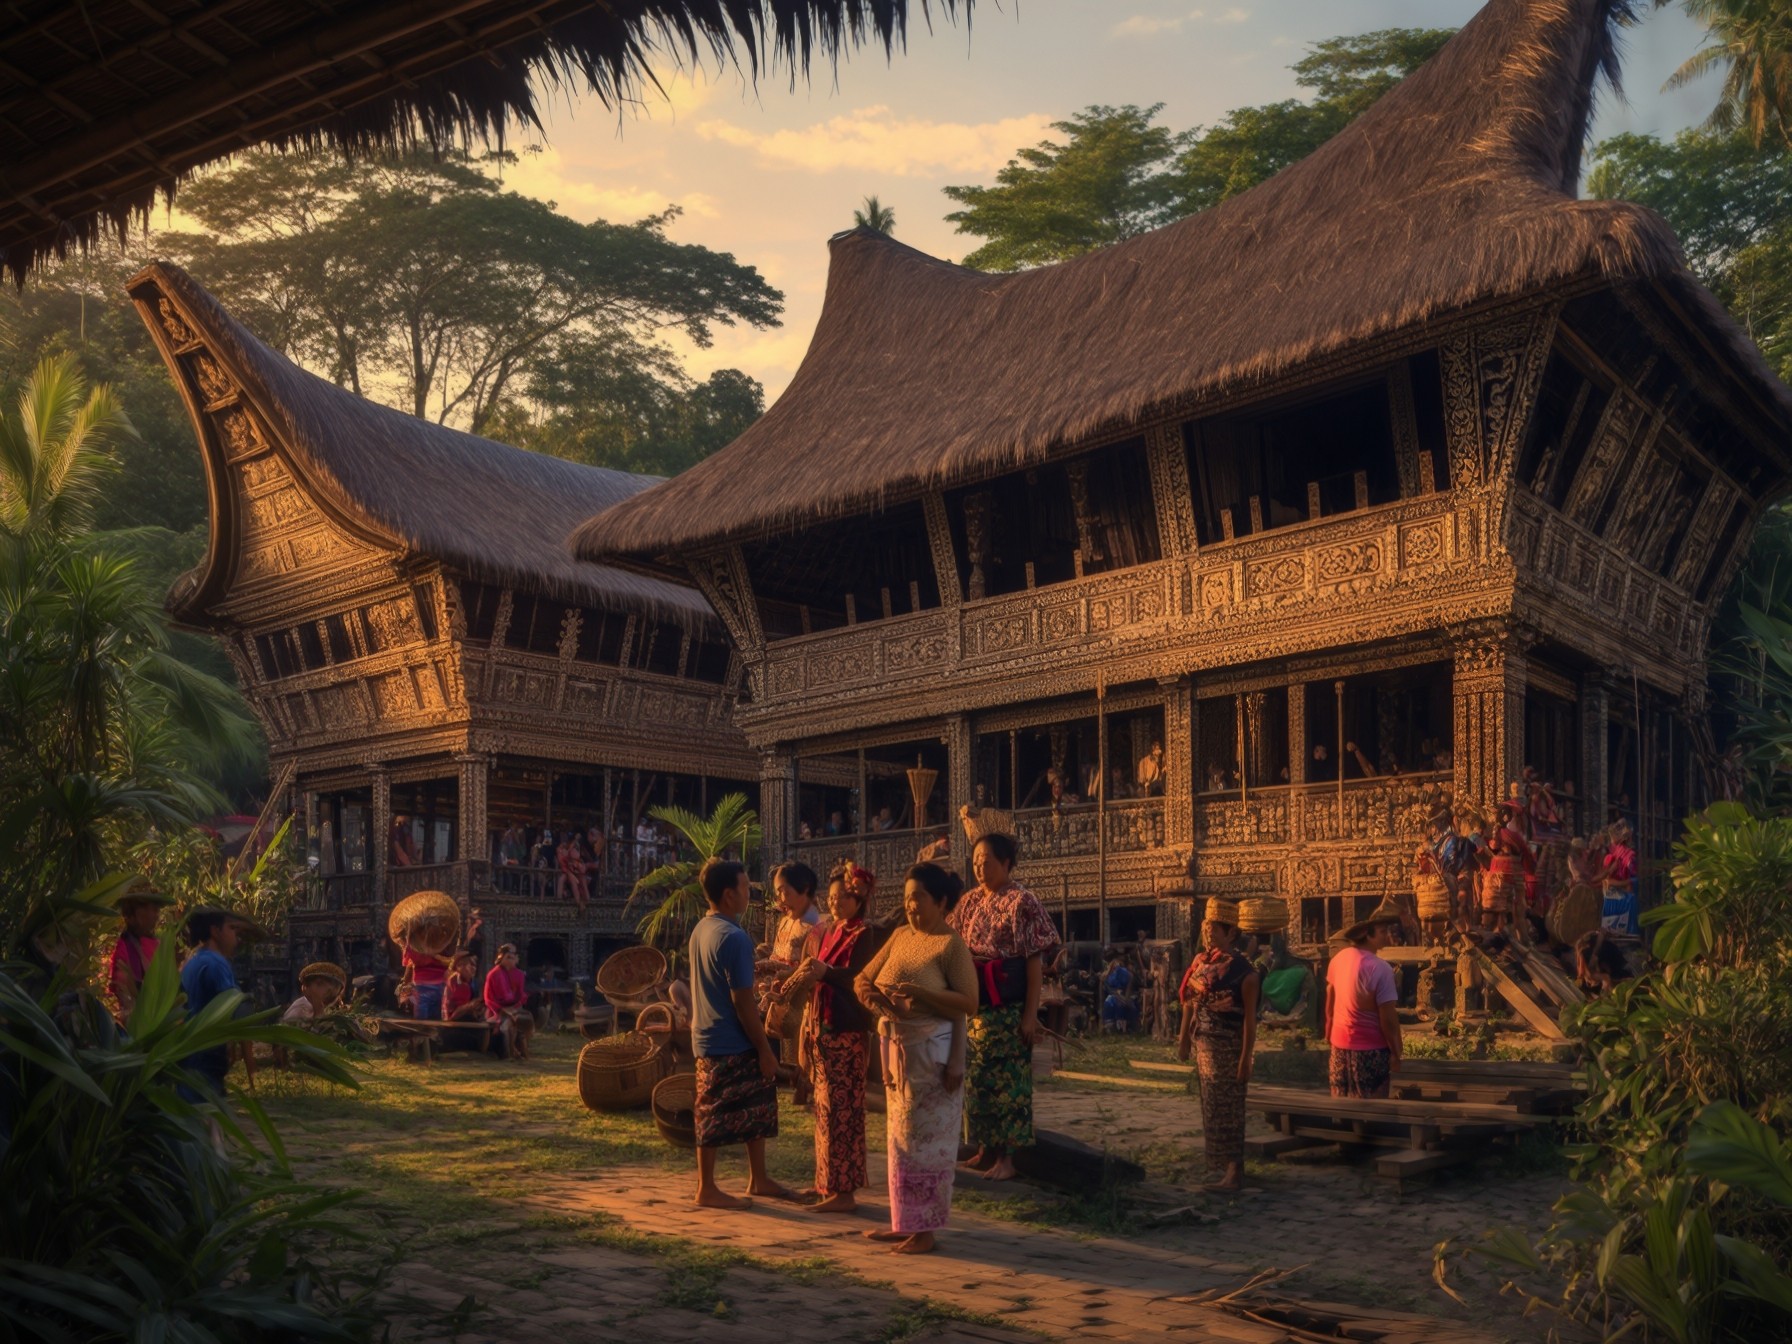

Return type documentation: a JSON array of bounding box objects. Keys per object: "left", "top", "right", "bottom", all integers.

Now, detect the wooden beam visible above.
[{"left": 1468, "top": 947, "right": 1566, "bottom": 1040}]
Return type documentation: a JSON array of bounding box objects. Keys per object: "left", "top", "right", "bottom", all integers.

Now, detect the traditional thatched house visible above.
[
  {"left": 129, "top": 262, "right": 761, "bottom": 978},
  {"left": 573, "top": 0, "right": 1792, "bottom": 946}
]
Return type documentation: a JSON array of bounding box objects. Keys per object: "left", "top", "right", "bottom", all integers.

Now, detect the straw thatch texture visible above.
[
  {"left": 131, "top": 262, "right": 714, "bottom": 625},
  {"left": 2, "top": 1, "right": 970, "bottom": 284},
  {"left": 571, "top": 0, "right": 1792, "bottom": 562}
]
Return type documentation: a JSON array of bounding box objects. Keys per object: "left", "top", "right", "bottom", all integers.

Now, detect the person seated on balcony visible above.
[
  {"left": 1342, "top": 741, "right": 1381, "bottom": 778},
  {"left": 557, "top": 832, "right": 590, "bottom": 914},
  {"left": 798, "top": 819, "right": 815, "bottom": 841},
  {"left": 484, "top": 944, "right": 534, "bottom": 1060},
  {"left": 583, "top": 825, "right": 608, "bottom": 870},
  {"left": 1106, "top": 767, "right": 1134, "bottom": 801},
  {"left": 389, "top": 814, "right": 420, "bottom": 867},
  {"left": 1136, "top": 741, "right": 1166, "bottom": 796},
  {"left": 872, "top": 806, "right": 897, "bottom": 833},
  {"left": 498, "top": 821, "right": 527, "bottom": 868},
  {"left": 1308, "top": 743, "right": 1337, "bottom": 783},
  {"left": 825, "top": 811, "right": 848, "bottom": 837},
  {"left": 1203, "top": 761, "right": 1232, "bottom": 793}
]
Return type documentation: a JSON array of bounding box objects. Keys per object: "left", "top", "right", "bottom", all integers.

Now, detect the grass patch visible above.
[
  {"left": 878, "top": 1298, "right": 1013, "bottom": 1342},
  {"left": 954, "top": 1176, "right": 1141, "bottom": 1238}
]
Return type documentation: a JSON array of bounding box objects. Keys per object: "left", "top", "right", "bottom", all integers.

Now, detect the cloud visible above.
[
  {"left": 1111, "top": 7, "right": 1250, "bottom": 38},
  {"left": 497, "top": 146, "right": 719, "bottom": 223},
  {"left": 694, "top": 106, "right": 1056, "bottom": 177}
]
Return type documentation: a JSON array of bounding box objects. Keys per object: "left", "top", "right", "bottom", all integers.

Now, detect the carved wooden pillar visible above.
[
  {"left": 454, "top": 752, "right": 488, "bottom": 864},
  {"left": 963, "top": 491, "right": 992, "bottom": 601},
  {"left": 946, "top": 714, "right": 974, "bottom": 827},
  {"left": 759, "top": 749, "right": 797, "bottom": 866},
  {"left": 922, "top": 494, "right": 963, "bottom": 607},
  {"left": 1144, "top": 423, "right": 1199, "bottom": 558},
  {"left": 1286, "top": 681, "right": 1307, "bottom": 845},
  {"left": 1580, "top": 670, "right": 1612, "bottom": 836},
  {"left": 369, "top": 764, "right": 391, "bottom": 904},
  {"left": 1451, "top": 624, "right": 1528, "bottom": 820},
  {"left": 1162, "top": 677, "right": 1194, "bottom": 847}
]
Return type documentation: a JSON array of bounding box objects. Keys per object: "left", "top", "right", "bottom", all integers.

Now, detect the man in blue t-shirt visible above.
[
  {"left": 178, "top": 907, "right": 242, "bottom": 1095},
  {"left": 688, "top": 858, "right": 790, "bottom": 1208}
]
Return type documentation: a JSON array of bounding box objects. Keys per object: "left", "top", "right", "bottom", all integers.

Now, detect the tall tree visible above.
[
  {"left": 171, "top": 149, "right": 783, "bottom": 436},
  {"left": 943, "top": 105, "right": 1189, "bottom": 271},
  {"left": 1662, "top": 0, "right": 1792, "bottom": 148},
  {"left": 942, "top": 30, "right": 1456, "bottom": 271},
  {"left": 853, "top": 195, "right": 897, "bottom": 234}
]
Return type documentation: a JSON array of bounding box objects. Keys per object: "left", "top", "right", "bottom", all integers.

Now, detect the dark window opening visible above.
[
  {"left": 640, "top": 622, "right": 686, "bottom": 677},
  {"left": 1518, "top": 348, "right": 1613, "bottom": 510},
  {"left": 1196, "top": 690, "right": 1288, "bottom": 792},
  {"left": 746, "top": 500, "right": 941, "bottom": 640},
  {"left": 502, "top": 595, "right": 568, "bottom": 656},
  {"left": 689, "top": 639, "right": 732, "bottom": 684},
  {"left": 1524, "top": 686, "right": 1583, "bottom": 834},
  {"left": 296, "top": 622, "right": 325, "bottom": 669},
  {"left": 1182, "top": 379, "right": 1400, "bottom": 545},
  {"left": 575, "top": 610, "right": 627, "bottom": 665},
  {"left": 1697, "top": 500, "right": 1749, "bottom": 602},
  {"left": 1409, "top": 350, "right": 1450, "bottom": 492},
  {"left": 324, "top": 613, "right": 354, "bottom": 663},
  {"left": 945, "top": 440, "right": 1160, "bottom": 600},
  {"left": 412, "top": 585, "right": 438, "bottom": 641},
  {"left": 462, "top": 582, "right": 505, "bottom": 643},
  {"left": 1304, "top": 664, "right": 1452, "bottom": 781},
  {"left": 975, "top": 704, "right": 1166, "bottom": 811}
]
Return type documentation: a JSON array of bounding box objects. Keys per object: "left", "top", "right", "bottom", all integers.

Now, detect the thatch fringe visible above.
[
  {"left": 3, "top": 1, "right": 971, "bottom": 285},
  {"left": 133, "top": 262, "right": 715, "bottom": 627},
  {"left": 569, "top": 0, "right": 1792, "bottom": 561}
]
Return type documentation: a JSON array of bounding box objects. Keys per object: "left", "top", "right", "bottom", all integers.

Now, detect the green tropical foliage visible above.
[
  {"left": 853, "top": 195, "right": 897, "bottom": 234},
  {"left": 942, "top": 29, "right": 1456, "bottom": 271},
  {"left": 0, "top": 944, "right": 380, "bottom": 1342},
  {"left": 0, "top": 353, "right": 133, "bottom": 542},
  {"left": 1658, "top": 0, "right": 1792, "bottom": 148},
  {"left": 625, "top": 793, "right": 761, "bottom": 949},
  {"left": 1451, "top": 805, "right": 1792, "bottom": 1340}
]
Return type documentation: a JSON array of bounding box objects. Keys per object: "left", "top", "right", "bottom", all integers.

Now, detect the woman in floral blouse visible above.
[{"left": 947, "top": 829, "right": 1059, "bottom": 1182}]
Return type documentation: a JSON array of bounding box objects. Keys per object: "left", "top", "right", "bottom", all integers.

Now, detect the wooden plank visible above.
[
  {"left": 1376, "top": 1148, "right": 1475, "bottom": 1180},
  {"left": 1248, "top": 1084, "right": 1549, "bottom": 1126},
  {"left": 1468, "top": 947, "right": 1567, "bottom": 1040},
  {"left": 1521, "top": 946, "right": 1586, "bottom": 1009},
  {"left": 1051, "top": 1069, "right": 1185, "bottom": 1091},
  {"left": 1380, "top": 946, "right": 1449, "bottom": 965},
  {"left": 1400, "top": 1058, "right": 1577, "bottom": 1080}
]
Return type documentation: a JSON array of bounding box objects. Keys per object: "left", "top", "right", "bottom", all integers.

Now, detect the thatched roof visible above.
[
  {"left": 2, "top": 1, "right": 968, "bottom": 285},
  {"left": 129, "top": 261, "right": 714, "bottom": 625},
  {"left": 571, "top": 0, "right": 1792, "bottom": 562}
]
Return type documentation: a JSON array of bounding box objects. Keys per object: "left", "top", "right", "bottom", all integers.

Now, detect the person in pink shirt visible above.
[
  {"left": 1324, "top": 900, "right": 1404, "bottom": 1099},
  {"left": 483, "top": 943, "right": 534, "bottom": 1060}
]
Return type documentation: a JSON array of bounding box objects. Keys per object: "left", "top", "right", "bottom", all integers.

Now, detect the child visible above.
[
  {"left": 689, "top": 858, "right": 792, "bottom": 1208},
  {"left": 282, "top": 962, "right": 346, "bottom": 1025}
]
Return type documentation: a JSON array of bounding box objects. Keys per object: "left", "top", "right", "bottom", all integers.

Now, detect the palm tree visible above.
[
  {"left": 625, "top": 793, "right": 762, "bottom": 948},
  {"left": 853, "top": 195, "right": 897, "bottom": 235},
  {"left": 1665, "top": 0, "right": 1792, "bottom": 147},
  {"left": 0, "top": 353, "right": 133, "bottom": 542}
]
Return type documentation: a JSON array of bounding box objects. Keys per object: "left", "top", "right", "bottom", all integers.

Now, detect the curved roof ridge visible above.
[
  {"left": 132, "top": 261, "right": 713, "bottom": 623},
  {"left": 570, "top": 0, "right": 1789, "bottom": 561}
]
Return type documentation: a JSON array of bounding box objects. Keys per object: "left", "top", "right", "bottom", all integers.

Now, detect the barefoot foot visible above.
[
  {"left": 864, "top": 1228, "right": 906, "bottom": 1241},
  {"left": 981, "top": 1158, "right": 1019, "bottom": 1181},
  {"left": 695, "top": 1189, "right": 753, "bottom": 1210},
  {"left": 891, "top": 1232, "right": 936, "bottom": 1254},
  {"left": 746, "top": 1180, "right": 799, "bottom": 1202},
  {"left": 811, "top": 1193, "right": 857, "bottom": 1213}
]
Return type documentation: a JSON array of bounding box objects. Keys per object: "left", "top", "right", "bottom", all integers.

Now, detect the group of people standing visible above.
[{"left": 682, "top": 818, "right": 1060, "bottom": 1253}]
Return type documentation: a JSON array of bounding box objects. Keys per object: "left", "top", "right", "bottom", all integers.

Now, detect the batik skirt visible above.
[
  {"left": 881, "top": 1018, "right": 962, "bottom": 1235},
  {"left": 965, "top": 1002, "right": 1033, "bottom": 1150},
  {"left": 1328, "top": 1046, "right": 1392, "bottom": 1099},
  {"left": 694, "top": 1050, "right": 779, "bottom": 1148},
  {"left": 1194, "top": 1030, "right": 1246, "bottom": 1180},
  {"left": 811, "top": 1029, "right": 868, "bottom": 1197}
]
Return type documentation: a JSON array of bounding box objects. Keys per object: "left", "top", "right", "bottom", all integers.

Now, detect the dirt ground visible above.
[{"left": 257, "top": 1030, "right": 1565, "bottom": 1343}]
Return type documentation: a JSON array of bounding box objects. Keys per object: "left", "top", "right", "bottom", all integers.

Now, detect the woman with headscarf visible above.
[{"left": 948, "top": 824, "right": 1059, "bottom": 1183}]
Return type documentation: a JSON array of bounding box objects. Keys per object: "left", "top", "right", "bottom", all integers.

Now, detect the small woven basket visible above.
[
  {"left": 651, "top": 1072, "right": 698, "bottom": 1149},
  {"left": 1236, "top": 897, "right": 1290, "bottom": 935},
  {"left": 1547, "top": 883, "right": 1603, "bottom": 947},
  {"left": 1413, "top": 872, "right": 1453, "bottom": 921},
  {"left": 596, "top": 945, "right": 668, "bottom": 1014},
  {"left": 576, "top": 1032, "right": 666, "bottom": 1112}
]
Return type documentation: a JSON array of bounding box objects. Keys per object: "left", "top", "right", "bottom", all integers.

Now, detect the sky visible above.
[{"left": 191, "top": 1, "right": 1725, "bottom": 406}]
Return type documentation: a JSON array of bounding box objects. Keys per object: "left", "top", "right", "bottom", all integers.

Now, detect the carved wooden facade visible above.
[
  {"left": 129, "top": 264, "right": 761, "bottom": 978},
  {"left": 665, "top": 290, "right": 1787, "bottom": 948}
]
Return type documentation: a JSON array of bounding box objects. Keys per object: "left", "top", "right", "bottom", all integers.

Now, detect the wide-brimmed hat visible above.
[
  {"left": 298, "top": 961, "right": 347, "bottom": 987},
  {"left": 1340, "top": 895, "right": 1405, "bottom": 943},
  {"left": 118, "top": 880, "right": 174, "bottom": 910}
]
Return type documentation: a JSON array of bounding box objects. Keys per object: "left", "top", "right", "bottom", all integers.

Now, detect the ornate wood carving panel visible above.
[{"left": 1144, "top": 423, "right": 1199, "bottom": 558}]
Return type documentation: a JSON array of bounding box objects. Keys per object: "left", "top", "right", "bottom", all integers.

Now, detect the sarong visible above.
[
  {"left": 811, "top": 1030, "right": 868, "bottom": 1197},
  {"left": 964, "top": 1002, "right": 1032, "bottom": 1150},
  {"left": 1601, "top": 882, "right": 1639, "bottom": 935},
  {"left": 880, "top": 1018, "right": 963, "bottom": 1235},
  {"left": 1194, "top": 1031, "right": 1246, "bottom": 1180},
  {"left": 694, "top": 1050, "right": 779, "bottom": 1148},
  {"left": 1328, "top": 1046, "right": 1391, "bottom": 1099}
]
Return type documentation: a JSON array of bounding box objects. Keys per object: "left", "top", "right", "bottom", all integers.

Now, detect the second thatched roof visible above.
[{"left": 571, "top": 0, "right": 1792, "bottom": 563}]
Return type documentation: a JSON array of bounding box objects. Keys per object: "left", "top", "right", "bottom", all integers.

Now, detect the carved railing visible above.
[
  {"left": 783, "top": 828, "right": 933, "bottom": 880},
  {"left": 308, "top": 871, "right": 374, "bottom": 911},
  {"left": 1015, "top": 798, "right": 1165, "bottom": 859},
  {"left": 1194, "top": 773, "right": 1450, "bottom": 848},
  {"left": 386, "top": 860, "right": 488, "bottom": 904}
]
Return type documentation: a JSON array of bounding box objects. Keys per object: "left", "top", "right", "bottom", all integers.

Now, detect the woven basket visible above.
[
  {"left": 1236, "top": 897, "right": 1290, "bottom": 934},
  {"left": 576, "top": 1033, "right": 666, "bottom": 1112},
  {"left": 652, "top": 1072, "right": 698, "bottom": 1149},
  {"left": 386, "top": 890, "right": 460, "bottom": 955},
  {"left": 596, "top": 945, "right": 668, "bottom": 1013},
  {"left": 1413, "top": 872, "right": 1453, "bottom": 921},
  {"left": 1547, "top": 883, "right": 1603, "bottom": 947}
]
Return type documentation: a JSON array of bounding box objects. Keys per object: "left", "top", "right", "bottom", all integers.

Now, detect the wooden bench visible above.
[{"left": 376, "top": 1017, "right": 492, "bottom": 1063}]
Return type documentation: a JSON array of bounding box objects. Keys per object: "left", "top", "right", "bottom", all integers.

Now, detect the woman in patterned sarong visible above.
[
  {"left": 949, "top": 832, "right": 1060, "bottom": 1182},
  {"left": 856, "top": 863, "right": 977, "bottom": 1254},
  {"left": 787, "top": 866, "right": 886, "bottom": 1211}
]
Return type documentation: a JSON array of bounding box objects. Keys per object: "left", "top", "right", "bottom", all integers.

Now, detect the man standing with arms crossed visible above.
[{"left": 689, "top": 858, "right": 794, "bottom": 1208}]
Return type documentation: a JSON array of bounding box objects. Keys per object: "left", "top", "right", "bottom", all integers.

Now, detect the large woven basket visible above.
[
  {"left": 1413, "top": 872, "right": 1453, "bottom": 921},
  {"left": 595, "top": 945, "right": 668, "bottom": 1013},
  {"left": 386, "top": 890, "right": 460, "bottom": 955},
  {"left": 1236, "top": 897, "right": 1290, "bottom": 935},
  {"left": 1547, "top": 883, "right": 1603, "bottom": 947},
  {"left": 651, "top": 1072, "right": 698, "bottom": 1149},
  {"left": 576, "top": 1033, "right": 666, "bottom": 1112}
]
